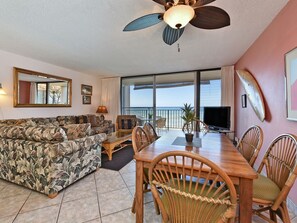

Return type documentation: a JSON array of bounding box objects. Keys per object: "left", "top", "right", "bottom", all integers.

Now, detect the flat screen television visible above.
[{"left": 203, "top": 106, "right": 231, "bottom": 130}]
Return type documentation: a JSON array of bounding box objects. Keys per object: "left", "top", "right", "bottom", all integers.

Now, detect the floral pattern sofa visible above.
[{"left": 0, "top": 114, "right": 113, "bottom": 197}]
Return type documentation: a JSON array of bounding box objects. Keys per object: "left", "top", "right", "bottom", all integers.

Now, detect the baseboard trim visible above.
[{"left": 288, "top": 197, "right": 297, "bottom": 215}]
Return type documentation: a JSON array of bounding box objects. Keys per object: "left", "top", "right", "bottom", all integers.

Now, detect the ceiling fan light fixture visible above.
[{"left": 163, "top": 5, "right": 195, "bottom": 29}]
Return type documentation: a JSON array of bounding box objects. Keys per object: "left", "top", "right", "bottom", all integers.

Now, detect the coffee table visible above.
[{"left": 102, "top": 131, "right": 132, "bottom": 160}]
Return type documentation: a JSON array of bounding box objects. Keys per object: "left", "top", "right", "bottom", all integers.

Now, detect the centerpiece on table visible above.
[{"left": 181, "top": 103, "right": 196, "bottom": 143}]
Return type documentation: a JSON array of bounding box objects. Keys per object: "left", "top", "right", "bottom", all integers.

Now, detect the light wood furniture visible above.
[
  {"left": 101, "top": 131, "right": 132, "bottom": 160},
  {"left": 236, "top": 125, "right": 263, "bottom": 167},
  {"left": 143, "top": 122, "right": 159, "bottom": 143},
  {"left": 134, "top": 130, "right": 258, "bottom": 223},
  {"left": 131, "top": 127, "right": 159, "bottom": 215},
  {"left": 115, "top": 115, "right": 138, "bottom": 133},
  {"left": 252, "top": 133, "right": 297, "bottom": 223},
  {"left": 149, "top": 150, "right": 237, "bottom": 222}
]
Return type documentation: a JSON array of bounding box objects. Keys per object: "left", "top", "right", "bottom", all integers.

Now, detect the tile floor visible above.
[{"left": 0, "top": 160, "right": 296, "bottom": 223}]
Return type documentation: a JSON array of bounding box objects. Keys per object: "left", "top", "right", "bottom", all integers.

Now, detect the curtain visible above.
[
  {"left": 221, "top": 66, "right": 235, "bottom": 131},
  {"left": 101, "top": 77, "right": 121, "bottom": 123}
]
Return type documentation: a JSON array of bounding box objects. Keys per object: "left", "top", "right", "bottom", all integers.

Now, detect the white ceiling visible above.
[{"left": 0, "top": 0, "right": 289, "bottom": 77}]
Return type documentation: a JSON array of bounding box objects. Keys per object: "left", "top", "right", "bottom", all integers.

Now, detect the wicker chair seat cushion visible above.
[
  {"left": 253, "top": 174, "right": 280, "bottom": 202},
  {"left": 160, "top": 179, "right": 229, "bottom": 222}
]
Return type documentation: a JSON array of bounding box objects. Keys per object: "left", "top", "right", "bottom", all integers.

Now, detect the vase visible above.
[{"left": 185, "top": 133, "right": 194, "bottom": 143}]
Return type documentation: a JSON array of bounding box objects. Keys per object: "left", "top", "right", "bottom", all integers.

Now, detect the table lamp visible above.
[{"left": 96, "top": 106, "right": 108, "bottom": 120}]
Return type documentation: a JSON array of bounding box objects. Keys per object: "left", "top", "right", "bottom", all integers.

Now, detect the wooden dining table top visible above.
[{"left": 134, "top": 130, "right": 258, "bottom": 181}]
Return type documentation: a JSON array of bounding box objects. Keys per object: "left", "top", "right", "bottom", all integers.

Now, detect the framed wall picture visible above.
[
  {"left": 285, "top": 47, "right": 297, "bottom": 121},
  {"left": 81, "top": 84, "right": 92, "bottom": 96},
  {"left": 82, "top": 95, "right": 91, "bottom": 104}
]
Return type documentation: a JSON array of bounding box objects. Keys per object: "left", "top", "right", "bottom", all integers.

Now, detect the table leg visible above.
[
  {"left": 102, "top": 144, "right": 113, "bottom": 160},
  {"left": 136, "top": 160, "right": 144, "bottom": 223},
  {"left": 239, "top": 178, "right": 253, "bottom": 222}
]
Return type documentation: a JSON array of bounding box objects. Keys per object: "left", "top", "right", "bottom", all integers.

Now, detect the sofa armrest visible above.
[
  {"left": 0, "top": 125, "right": 67, "bottom": 142},
  {"left": 55, "top": 133, "right": 107, "bottom": 157}
]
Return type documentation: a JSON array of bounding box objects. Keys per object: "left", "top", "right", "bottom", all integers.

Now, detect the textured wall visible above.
[
  {"left": 235, "top": 0, "right": 297, "bottom": 204},
  {"left": 0, "top": 50, "right": 103, "bottom": 119}
]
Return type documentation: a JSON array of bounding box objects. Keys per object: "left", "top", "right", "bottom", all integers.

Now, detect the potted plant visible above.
[{"left": 181, "top": 103, "right": 196, "bottom": 142}]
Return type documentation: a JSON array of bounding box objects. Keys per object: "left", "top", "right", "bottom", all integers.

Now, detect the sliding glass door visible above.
[
  {"left": 155, "top": 72, "right": 195, "bottom": 130},
  {"left": 121, "top": 72, "right": 195, "bottom": 130},
  {"left": 121, "top": 76, "right": 154, "bottom": 126}
]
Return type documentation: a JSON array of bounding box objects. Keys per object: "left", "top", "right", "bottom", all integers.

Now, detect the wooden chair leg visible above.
[
  {"left": 278, "top": 203, "right": 291, "bottom": 223},
  {"left": 131, "top": 194, "right": 136, "bottom": 214},
  {"left": 153, "top": 197, "right": 160, "bottom": 215},
  {"left": 269, "top": 209, "right": 277, "bottom": 222}
]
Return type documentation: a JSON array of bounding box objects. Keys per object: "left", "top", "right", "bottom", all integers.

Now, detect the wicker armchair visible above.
[
  {"left": 236, "top": 125, "right": 263, "bottom": 167},
  {"left": 115, "top": 115, "right": 138, "bottom": 133},
  {"left": 149, "top": 151, "right": 237, "bottom": 223},
  {"left": 252, "top": 134, "right": 297, "bottom": 223},
  {"left": 131, "top": 126, "right": 160, "bottom": 215},
  {"left": 143, "top": 122, "right": 159, "bottom": 143}
]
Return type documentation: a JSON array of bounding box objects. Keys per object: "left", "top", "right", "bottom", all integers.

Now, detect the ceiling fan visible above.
[{"left": 123, "top": 0, "right": 230, "bottom": 45}]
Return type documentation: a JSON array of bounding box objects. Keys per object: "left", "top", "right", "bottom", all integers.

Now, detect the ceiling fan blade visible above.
[
  {"left": 192, "top": 0, "right": 215, "bottom": 7},
  {"left": 123, "top": 13, "right": 163, "bottom": 31},
  {"left": 153, "top": 0, "right": 166, "bottom": 5},
  {"left": 190, "top": 6, "right": 230, "bottom": 29},
  {"left": 163, "top": 25, "right": 184, "bottom": 45}
]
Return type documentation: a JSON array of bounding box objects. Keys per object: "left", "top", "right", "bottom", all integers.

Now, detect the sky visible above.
[{"left": 129, "top": 80, "right": 221, "bottom": 107}]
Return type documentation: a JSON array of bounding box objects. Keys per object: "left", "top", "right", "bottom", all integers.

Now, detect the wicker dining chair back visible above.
[
  {"left": 236, "top": 125, "right": 263, "bottom": 167},
  {"left": 131, "top": 126, "right": 160, "bottom": 215},
  {"left": 132, "top": 126, "right": 150, "bottom": 154},
  {"left": 143, "top": 122, "right": 159, "bottom": 143},
  {"left": 149, "top": 151, "right": 237, "bottom": 223},
  {"left": 253, "top": 133, "right": 297, "bottom": 223}
]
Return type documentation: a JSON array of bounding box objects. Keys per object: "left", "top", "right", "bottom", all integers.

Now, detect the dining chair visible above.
[
  {"left": 143, "top": 122, "right": 159, "bottom": 143},
  {"left": 196, "top": 119, "right": 209, "bottom": 134},
  {"left": 252, "top": 133, "right": 297, "bottom": 223},
  {"left": 149, "top": 150, "right": 237, "bottom": 223},
  {"left": 236, "top": 125, "right": 263, "bottom": 167},
  {"left": 131, "top": 126, "right": 160, "bottom": 215}
]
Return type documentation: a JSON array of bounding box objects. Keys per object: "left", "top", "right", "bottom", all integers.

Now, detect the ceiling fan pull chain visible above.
[{"left": 177, "top": 28, "right": 181, "bottom": 52}]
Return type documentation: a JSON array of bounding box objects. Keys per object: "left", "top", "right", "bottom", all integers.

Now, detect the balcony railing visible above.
[{"left": 122, "top": 107, "right": 204, "bottom": 129}]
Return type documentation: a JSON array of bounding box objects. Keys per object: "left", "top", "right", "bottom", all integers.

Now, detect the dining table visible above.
[{"left": 134, "top": 130, "right": 258, "bottom": 223}]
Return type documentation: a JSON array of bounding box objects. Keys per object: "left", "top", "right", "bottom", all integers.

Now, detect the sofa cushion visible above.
[
  {"left": 61, "top": 123, "right": 92, "bottom": 140},
  {"left": 75, "top": 115, "right": 89, "bottom": 124},
  {"left": 56, "top": 116, "right": 77, "bottom": 126},
  {"left": 0, "top": 125, "right": 26, "bottom": 140},
  {"left": 23, "top": 126, "right": 68, "bottom": 142},
  {"left": 87, "top": 114, "right": 98, "bottom": 127}
]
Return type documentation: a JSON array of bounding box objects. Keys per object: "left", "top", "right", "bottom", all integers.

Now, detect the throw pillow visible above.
[{"left": 61, "top": 123, "right": 91, "bottom": 140}]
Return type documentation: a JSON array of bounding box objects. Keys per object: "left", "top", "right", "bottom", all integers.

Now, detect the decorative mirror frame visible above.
[{"left": 13, "top": 67, "right": 72, "bottom": 107}]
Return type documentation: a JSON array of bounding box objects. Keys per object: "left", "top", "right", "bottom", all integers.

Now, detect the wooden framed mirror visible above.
[{"left": 13, "top": 67, "right": 72, "bottom": 107}]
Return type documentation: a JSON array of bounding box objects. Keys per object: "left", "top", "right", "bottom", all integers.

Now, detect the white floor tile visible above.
[
  {"left": 58, "top": 196, "right": 100, "bottom": 223},
  {"left": 14, "top": 205, "right": 59, "bottom": 223},
  {"left": 98, "top": 188, "right": 133, "bottom": 217},
  {"left": 20, "top": 191, "right": 64, "bottom": 213},
  {"left": 0, "top": 194, "right": 28, "bottom": 218}
]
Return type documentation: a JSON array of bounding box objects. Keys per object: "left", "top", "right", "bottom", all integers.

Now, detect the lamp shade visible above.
[
  {"left": 0, "top": 83, "right": 6, "bottom": 95},
  {"left": 96, "top": 106, "right": 108, "bottom": 114},
  {"left": 163, "top": 5, "right": 195, "bottom": 29}
]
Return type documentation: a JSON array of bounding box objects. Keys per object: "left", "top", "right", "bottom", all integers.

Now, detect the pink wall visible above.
[{"left": 235, "top": 0, "right": 297, "bottom": 204}]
